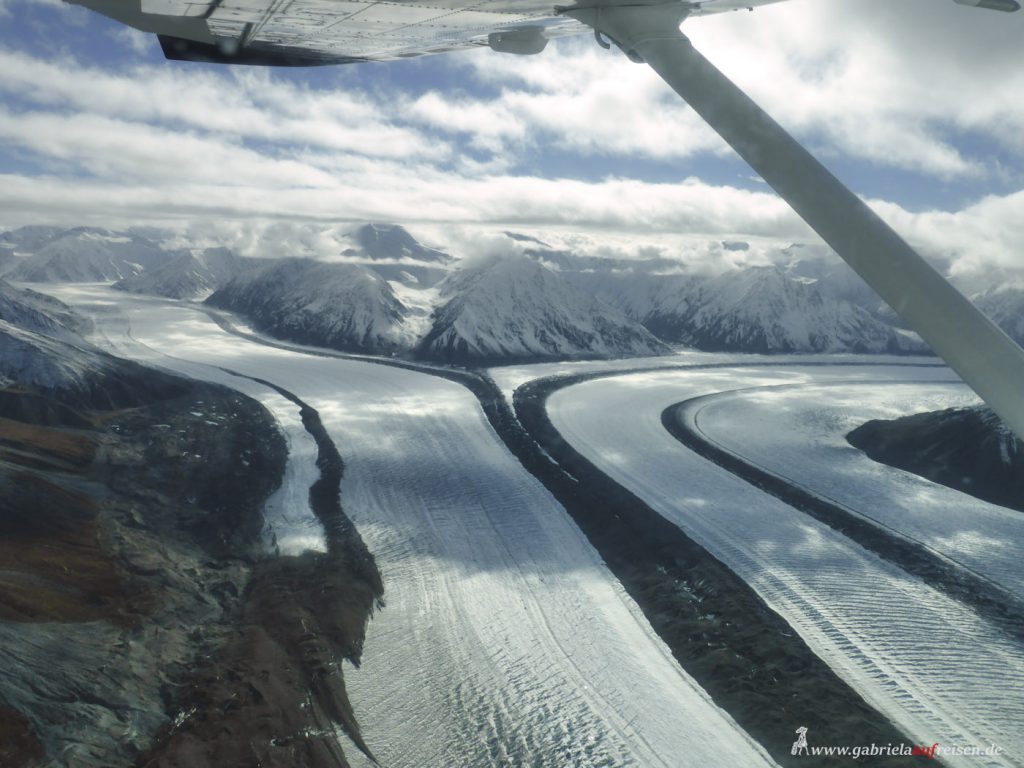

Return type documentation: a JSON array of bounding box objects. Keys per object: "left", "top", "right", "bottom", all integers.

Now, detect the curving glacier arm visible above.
[{"left": 566, "top": 2, "right": 1024, "bottom": 439}]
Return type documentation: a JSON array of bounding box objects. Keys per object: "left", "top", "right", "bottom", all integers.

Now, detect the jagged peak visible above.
[{"left": 348, "top": 223, "right": 450, "bottom": 264}]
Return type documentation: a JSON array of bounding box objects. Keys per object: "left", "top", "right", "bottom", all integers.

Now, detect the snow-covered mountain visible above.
[
  {"left": 556, "top": 258, "right": 918, "bottom": 354},
  {"left": 0, "top": 280, "right": 175, "bottom": 407},
  {"left": 0, "top": 225, "right": 67, "bottom": 255},
  {"left": 206, "top": 258, "right": 411, "bottom": 354},
  {"left": 1, "top": 280, "right": 93, "bottom": 389},
  {"left": 0, "top": 319, "right": 104, "bottom": 393},
  {"left": 346, "top": 223, "right": 450, "bottom": 264},
  {"left": 342, "top": 224, "right": 452, "bottom": 287},
  {"left": 642, "top": 266, "right": 914, "bottom": 353},
  {"left": 3, "top": 227, "right": 173, "bottom": 283},
  {"left": 114, "top": 247, "right": 248, "bottom": 300},
  {"left": 781, "top": 245, "right": 888, "bottom": 316},
  {"left": 563, "top": 269, "right": 699, "bottom": 322},
  {"left": 525, "top": 238, "right": 927, "bottom": 354},
  {"left": 972, "top": 288, "right": 1024, "bottom": 348},
  {"left": 0, "top": 279, "right": 90, "bottom": 343},
  {"left": 416, "top": 254, "right": 671, "bottom": 363},
  {"left": 9, "top": 221, "right": 1017, "bottom": 361}
]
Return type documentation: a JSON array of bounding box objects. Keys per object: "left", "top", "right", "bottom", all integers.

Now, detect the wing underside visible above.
[{"left": 70, "top": 0, "right": 788, "bottom": 65}]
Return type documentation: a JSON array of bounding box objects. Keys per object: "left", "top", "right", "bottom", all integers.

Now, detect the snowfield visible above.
[
  {"left": 489, "top": 351, "right": 942, "bottom": 404},
  {"left": 41, "top": 285, "right": 776, "bottom": 768},
  {"left": 547, "top": 365, "right": 1024, "bottom": 767}
]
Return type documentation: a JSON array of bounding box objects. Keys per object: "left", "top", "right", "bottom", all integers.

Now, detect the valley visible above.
[
  {"left": 2, "top": 221, "right": 1022, "bottom": 767},
  {"left": 41, "top": 285, "right": 778, "bottom": 768},
  {"left": 546, "top": 366, "right": 1024, "bottom": 767}
]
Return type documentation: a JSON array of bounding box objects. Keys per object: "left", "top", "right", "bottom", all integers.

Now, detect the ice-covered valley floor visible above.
[
  {"left": 546, "top": 365, "right": 1024, "bottom": 768},
  {"left": 689, "top": 380, "right": 1024, "bottom": 596},
  {"left": 39, "top": 285, "right": 776, "bottom": 768}
]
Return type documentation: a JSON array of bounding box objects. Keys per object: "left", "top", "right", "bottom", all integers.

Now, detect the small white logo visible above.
[{"left": 792, "top": 726, "right": 809, "bottom": 756}]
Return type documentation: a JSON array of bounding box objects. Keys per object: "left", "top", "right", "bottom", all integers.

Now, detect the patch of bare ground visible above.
[
  {"left": 0, "top": 374, "right": 380, "bottom": 768},
  {"left": 140, "top": 553, "right": 378, "bottom": 768},
  {"left": 0, "top": 471, "right": 129, "bottom": 623},
  {"left": 0, "top": 415, "right": 96, "bottom": 467},
  {"left": 0, "top": 702, "right": 45, "bottom": 768}
]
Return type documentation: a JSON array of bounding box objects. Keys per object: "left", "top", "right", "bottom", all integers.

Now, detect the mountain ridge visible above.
[
  {"left": 6, "top": 222, "right": 1023, "bottom": 361},
  {"left": 415, "top": 254, "right": 671, "bottom": 364},
  {"left": 114, "top": 247, "right": 247, "bottom": 300},
  {"left": 206, "top": 257, "right": 412, "bottom": 355}
]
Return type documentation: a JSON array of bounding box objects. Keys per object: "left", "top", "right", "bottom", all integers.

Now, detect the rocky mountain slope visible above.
[
  {"left": 206, "top": 257, "right": 411, "bottom": 354},
  {"left": 0, "top": 281, "right": 183, "bottom": 408},
  {"left": 0, "top": 279, "right": 90, "bottom": 343},
  {"left": 114, "top": 246, "right": 247, "bottom": 300},
  {"left": 848, "top": 405, "right": 1024, "bottom": 513},
  {"left": 416, "top": 254, "right": 671, "bottom": 363},
  {"left": 644, "top": 266, "right": 913, "bottom": 353},
  {"left": 343, "top": 223, "right": 451, "bottom": 287},
  {"left": 0, "top": 280, "right": 381, "bottom": 768},
  {"left": 0, "top": 246, "right": 14, "bottom": 275},
  {"left": 346, "top": 223, "right": 450, "bottom": 264},
  {"left": 972, "top": 287, "right": 1024, "bottom": 348},
  {"left": 2, "top": 227, "right": 172, "bottom": 283}
]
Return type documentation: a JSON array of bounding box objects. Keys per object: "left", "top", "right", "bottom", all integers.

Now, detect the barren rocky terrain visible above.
[{"left": 0, "top": 366, "right": 381, "bottom": 767}]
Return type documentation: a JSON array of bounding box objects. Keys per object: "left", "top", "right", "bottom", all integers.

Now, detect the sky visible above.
[{"left": 0, "top": 0, "right": 1022, "bottom": 277}]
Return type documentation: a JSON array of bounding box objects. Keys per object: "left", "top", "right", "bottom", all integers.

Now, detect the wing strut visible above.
[{"left": 567, "top": 2, "right": 1024, "bottom": 439}]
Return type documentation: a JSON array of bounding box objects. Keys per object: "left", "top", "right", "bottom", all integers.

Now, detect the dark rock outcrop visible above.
[{"left": 848, "top": 405, "right": 1024, "bottom": 513}]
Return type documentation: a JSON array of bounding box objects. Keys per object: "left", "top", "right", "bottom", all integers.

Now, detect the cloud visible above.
[
  {"left": 0, "top": 0, "right": 63, "bottom": 12},
  {"left": 110, "top": 25, "right": 151, "bottom": 57},
  {"left": 0, "top": 48, "right": 443, "bottom": 159},
  {"left": 683, "top": 0, "right": 1024, "bottom": 176},
  {"left": 410, "top": 42, "right": 726, "bottom": 161},
  {"left": 399, "top": 0, "right": 1023, "bottom": 180},
  {"left": 869, "top": 190, "right": 1024, "bottom": 277},
  {"left": 0, "top": 0, "right": 1022, "bottom": 280},
  {"left": 0, "top": 166, "right": 803, "bottom": 235}
]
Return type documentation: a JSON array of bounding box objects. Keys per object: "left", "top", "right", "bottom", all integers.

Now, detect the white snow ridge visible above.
[
  {"left": 642, "top": 266, "right": 913, "bottom": 353},
  {"left": 3, "top": 227, "right": 171, "bottom": 283},
  {"left": 417, "top": 253, "right": 671, "bottom": 363},
  {"left": 206, "top": 257, "right": 412, "bottom": 353},
  {"left": 114, "top": 247, "right": 247, "bottom": 300}
]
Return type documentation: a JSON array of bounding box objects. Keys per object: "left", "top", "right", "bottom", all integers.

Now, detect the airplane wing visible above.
[{"left": 69, "top": 0, "right": 789, "bottom": 65}]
